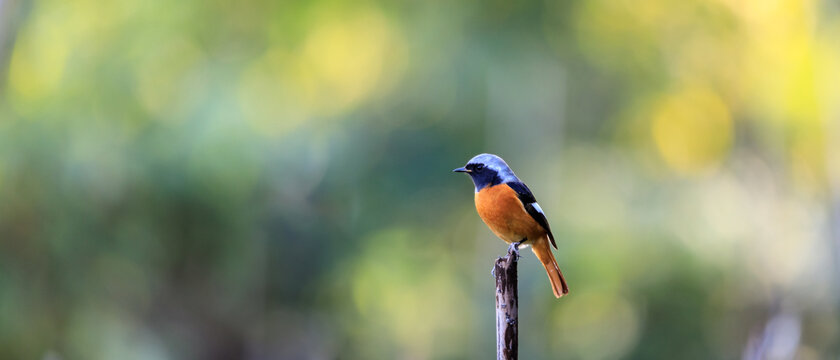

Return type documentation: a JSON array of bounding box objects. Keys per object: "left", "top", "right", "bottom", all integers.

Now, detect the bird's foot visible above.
[
  {"left": 509, "top": 241, "right": 522, "bottom": 258},
  {"left": 493, "top": 241, "right": 523, "bottom": 277}
]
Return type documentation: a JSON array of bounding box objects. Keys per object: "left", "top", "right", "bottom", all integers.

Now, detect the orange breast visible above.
[{"left": 474, "top": 184, "right": 545, "bottom": 244}]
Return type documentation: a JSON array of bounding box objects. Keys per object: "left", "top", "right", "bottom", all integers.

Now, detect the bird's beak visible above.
[{"left": 453, "top": 167, "right": 470, "bottom": 173}]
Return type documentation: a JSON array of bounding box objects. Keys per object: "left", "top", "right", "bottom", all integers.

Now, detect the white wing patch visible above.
[{"left": 531, "top": 202, "right": 544, "bottom": 215}]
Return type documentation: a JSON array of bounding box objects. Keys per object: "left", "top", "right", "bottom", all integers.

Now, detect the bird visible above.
[{"left": 454, "top": 153, "right": 569, "bottom": 298}]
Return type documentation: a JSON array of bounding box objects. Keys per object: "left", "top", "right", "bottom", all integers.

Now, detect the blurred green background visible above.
[{"left": 1, "top": 0, "right": 840, "bottom": 359}]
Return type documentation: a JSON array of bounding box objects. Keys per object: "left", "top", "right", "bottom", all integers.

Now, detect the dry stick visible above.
[{"left": 494, "top": 243, "right": 519, "bottom": 360}]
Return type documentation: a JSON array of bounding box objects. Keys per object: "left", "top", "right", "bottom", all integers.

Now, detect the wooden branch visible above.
[{"left": 494, "top": 243, "right": 519, "bottom": 360}]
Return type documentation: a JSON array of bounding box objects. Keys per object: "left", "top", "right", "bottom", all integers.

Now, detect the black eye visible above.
[{"left": 474, "top": 164, "right": 485, "bottom": 171}]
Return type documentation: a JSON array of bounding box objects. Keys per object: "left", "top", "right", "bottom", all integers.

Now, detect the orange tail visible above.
[{"left": 531, "top": 238, "right": 569, "bottom": 298}]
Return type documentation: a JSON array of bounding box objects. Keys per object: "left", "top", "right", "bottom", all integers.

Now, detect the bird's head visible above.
[{"left": 453, "top": 153, "right": 519, "bottom": 192}]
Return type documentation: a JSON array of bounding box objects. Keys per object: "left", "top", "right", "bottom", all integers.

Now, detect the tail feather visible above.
[{"left": 531, "top": 238, "right": 569, "bottom": 298}]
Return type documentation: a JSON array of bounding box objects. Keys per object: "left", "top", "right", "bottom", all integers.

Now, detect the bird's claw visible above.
[{"left": 509, "top": 242, "right": 521, "bottom": 258}]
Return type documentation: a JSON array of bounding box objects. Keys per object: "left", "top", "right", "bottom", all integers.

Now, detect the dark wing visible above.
[{"left": 506, "top": 181, "right": 556, "bottom": 249}]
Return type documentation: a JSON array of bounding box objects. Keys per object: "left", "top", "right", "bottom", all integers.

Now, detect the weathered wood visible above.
[{"left": 494, "top": 243, "right": 519, "bottom": 360}]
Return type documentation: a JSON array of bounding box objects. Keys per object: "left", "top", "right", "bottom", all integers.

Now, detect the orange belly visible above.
[{"left": 475, "top": 184, "right": 545, "bottom": 244}]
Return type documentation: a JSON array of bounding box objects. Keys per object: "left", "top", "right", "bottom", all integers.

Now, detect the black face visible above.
[{"left": 465, "top": 162, "right": 501, "bottom": 191}]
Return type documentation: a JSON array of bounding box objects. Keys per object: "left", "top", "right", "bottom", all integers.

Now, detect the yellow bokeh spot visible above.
[
  {"left": 134, "top": 37, "right": 205, "bottom": 121},
  {"left": 238, "top": 48, "right": 309, "bottom": 137},
  {"left": 238, "top": 6, "right": 407, "bottom": 137},
  {"left": 652, "top": 87, "right": 733, "bottom": 174},
  {"left": 350, "top": 228, "right": 470, "bottom": 358},
  {"left": 7, "top": 4, "right": 70, "bottom": 103},
  {"left": 553, "top": 291, "right": 640, "bottom": 359},
  {"left": 298, "top": 8, "right": 400, "bottom": 113},
  {"left": 789, "top": 129, "right": 826, "bottom": 191}
]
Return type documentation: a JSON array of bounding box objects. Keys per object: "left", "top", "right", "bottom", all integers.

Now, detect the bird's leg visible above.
[
  {"left": 493, "top": 240, "right": 525, "bottom": 277},
  {"left": 509, "top": 240, "right": 523, "bottom": 259},
  {"left": 490, "top": 239, "right": 527, "bottom": 278}
]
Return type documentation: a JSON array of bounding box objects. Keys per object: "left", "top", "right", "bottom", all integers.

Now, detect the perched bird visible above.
[{"left": 454, "top": 153, "right": 569, "bottom": 298}]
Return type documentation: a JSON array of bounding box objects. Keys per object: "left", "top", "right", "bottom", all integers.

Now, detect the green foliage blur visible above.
[{"left": 1, "top": 0, "right": 839, "bottom": 359}]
